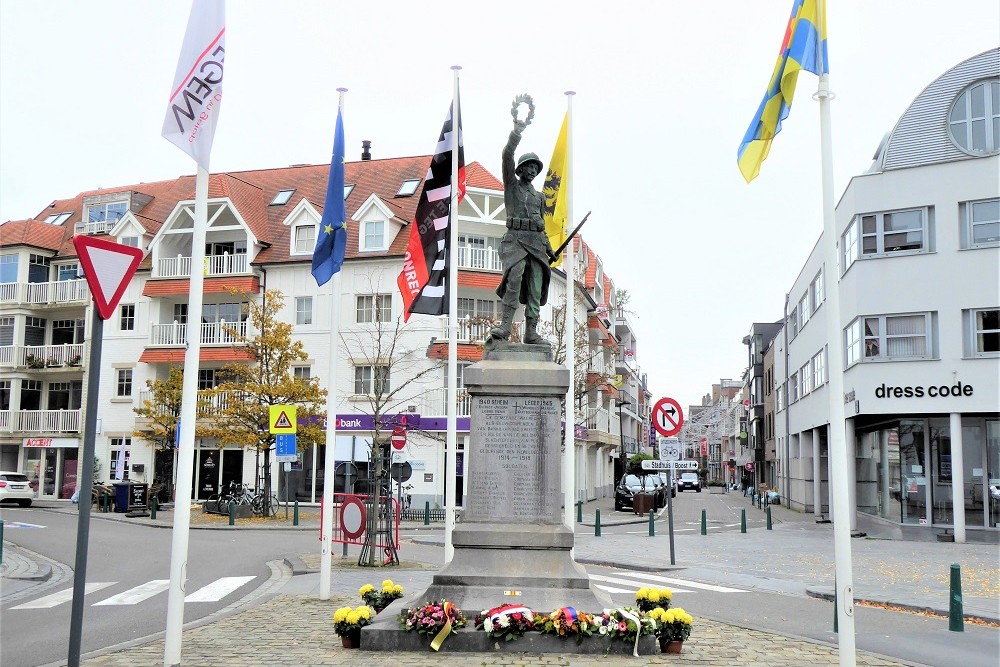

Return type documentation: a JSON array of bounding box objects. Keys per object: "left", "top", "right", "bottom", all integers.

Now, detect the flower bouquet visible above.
[
  {"left": 474, "top": 603, "right": 536, "bottom": 642},
  {"left": 332, "top": 605, "right": 374, "bottom": 648},
  {"left": 359, "top": 579, "right": 404, "bottom": 612},
  {"left": 536, "top": 607, "right": 597, "bottom": 645},
  {"left": 648, "top": 607, "right": 693, "bottom": 653},
  {"left": 634, "top": 586, "right": 672, "bottom": 612},
  {"left": 398, "top": 599, "right": 467, "bottom": 651},
  {"left": 596, "top": 607, "right": 657, "bottom": 656}
]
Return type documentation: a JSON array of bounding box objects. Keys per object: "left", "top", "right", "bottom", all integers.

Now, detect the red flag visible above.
[{"left": 397, "top": 93, "right": 466, "bottom": 321}]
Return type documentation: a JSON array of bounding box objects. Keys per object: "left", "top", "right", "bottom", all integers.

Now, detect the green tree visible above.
[{"left": 200, "top": 289, "right": 326, "bottom": 514}]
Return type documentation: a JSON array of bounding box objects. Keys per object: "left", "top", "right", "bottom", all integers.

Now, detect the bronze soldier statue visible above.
[{"left": 490, "top": 96, "right": 558, "bottom": 345}]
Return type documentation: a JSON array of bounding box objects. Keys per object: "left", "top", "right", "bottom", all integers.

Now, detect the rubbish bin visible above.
[
  {"left": 112, "top": 482, "right": 131, "bottom": 513},
  {"left": 633, "top": 493, "right": 654, "bottom": 516}
]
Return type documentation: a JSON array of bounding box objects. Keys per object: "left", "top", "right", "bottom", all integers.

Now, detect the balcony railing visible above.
[
  {"left": 75, "top": 220, "right": 116, "bottom": 235},
  {"left": 456, "top": 246, "right": 502, "bottom": 272},
  {"left": 0, "top": 409, "right": 82, "bottom": 433},
  {"left": 137, "top": 389, "right": 235, "bottom": 417},
  {"left": 155, "top": 252, "right": 249, "bottom": 278},
  {"left": 0, "top": 279, "right": 89, "bottom": 306},
  {"left": 0, "top": 344, "right": 85, "bottom": 369},
  {"left": 149, "top": 320, "right": 248, "bottom": 346}
]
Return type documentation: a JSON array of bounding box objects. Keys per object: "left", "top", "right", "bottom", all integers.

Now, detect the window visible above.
[
  {"left": 44, "top": 212, "right": 72, "bottom": 225},
  {"left": 789, "top": 372, "right": 799, "bottom": 403},
  {"left": 965, "top": 308, "right": 999, "bottom": 357},
  {"left": 812, "top": 349, "right": 826, "bottom": 388},
  {"left": 270, "top": 189, "right": 295, "bottom": 206},
  {"left": 0, "top": 317, "right": 13, "bottom": 346},
  {"left": 120, "top": 236, "right": 140, "bottom": 248},
  {"left": 24, "top": 317, "right": 45, "bottom": 346},
  {"left": 847, "top": 313, "right": 932, "bottom": 362},
  {"left": 120, "top": 304, "right": 135, "bottom": 331},
  {"left": 458, "top": 234, "right": 489, "bottom": 268},
  {"left": 799, "top": 362, "right": 812, "bottom": 396},
  {"left": 841, "top": 220, "right": 859, "bottom": 273},
  {"left": 396, "top": 179, "right": 421, "bottom": 197},
  {"left": 0, "top": 254, "right": 17, "bottom": 283},
  {"left": 110, "top": 437, "right": 131, "bottom": 481},
  {"left": 457, "top": 298, "right": 476, "bottom": 320},
  {"left": 776, "top": 384, "right": 785, "bottom": 412},
  {"left": 476, "top": 299, "right": 495, "bottom": 319},
  {"left": 293, "top": 225, "right": 316, "bottom": 254},
  {"left": 197, "top": 369, "right": 216, "bottom": 390},
  {"left": 810, "top": 269, "right": 824, "bottom": 312},
  {"left": 861, "top": 209, "right": 927, "bottom": 255},
  {"left": 961, "top": 198, "right": 999, "bottom": 247},
  {"left": 356, "top": 294, "right": 391, "bottom": 323},
  {"left": 798, "top": 293, "right": 810, "bottom": 329},
  {"left": 0, "top": 380, "right": 10, "bottom": 410},
  {"left": 116, "top": 369, "right": 133, "bottom": 397},
  {"left": 52, "top": 319, "right": 84, "bottom": 345},
  {"left": 173, "top": 303, "right": 188, "bottom": 324},
  {"left": 293, "top": 366, "right": 311, "bottom": 381},
  {"left": 88, "top": 201, "right": 128, "bottom": 224},
  {"left": 57, "top": 263, "right": 79, "bottom": 281},
  {"left": 788, "top": 306, "right": 799, "bottom": 339},
  {"left": 344, "top": 184, "right": 355, "bottom": 200},
  {"left": 354, "top": 365, "right": 389, "bottom": 395},
  {"left": 295, "top": 297, "right": 313, "bottom": 325},
  {"left": 948, "top": 79, "right": 1000, "bottom": 155},
  {"left": 28, "top": 254, "right": 49, "bottom": 283},
  {"left": 363, "top": 220, "right": 385, "bottom": 251}
]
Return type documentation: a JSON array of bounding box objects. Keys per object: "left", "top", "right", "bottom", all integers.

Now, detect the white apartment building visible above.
[
  {"left": 0, "top": 149, "right": 640, "bottom": 510},
  {"left": 774, "top": 49, "right": 999, "bottom": 540}
]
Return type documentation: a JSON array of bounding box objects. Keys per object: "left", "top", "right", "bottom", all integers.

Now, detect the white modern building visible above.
[{"left": 774, "top": 49, "right": 999, "bottom": 540}]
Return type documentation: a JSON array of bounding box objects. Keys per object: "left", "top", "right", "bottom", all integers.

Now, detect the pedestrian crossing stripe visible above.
[
  {"left": 589, "top": 571, "right": 747, "bottom": 595},
  {"left": 10, "top": 576, "right": 256, "bottom": 610}
]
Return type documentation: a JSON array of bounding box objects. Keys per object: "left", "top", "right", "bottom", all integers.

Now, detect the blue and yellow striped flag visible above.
[
  {"left": 737, "top": 0, "right": 828, "bottom": 183},
  {"left": 543, "top": 113, "right": 569, "bottom": 265}
]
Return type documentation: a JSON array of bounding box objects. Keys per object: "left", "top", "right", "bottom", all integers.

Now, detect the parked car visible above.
[
  {"left": 676, "top": 472, "right": 702, "bottom": 492},
  {"left": 650, "top": 475, "right": 676, "bottom": 506},
  {"left": 615, "top": 474, "right": 662, "bottom": 511},
  {"left": 0, "top": 471, "right": 34, "bottom": 507}
]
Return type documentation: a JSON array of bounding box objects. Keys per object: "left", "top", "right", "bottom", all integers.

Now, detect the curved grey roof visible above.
[{"left": 873, "top": 48, "right": 999, "bottom": 172}]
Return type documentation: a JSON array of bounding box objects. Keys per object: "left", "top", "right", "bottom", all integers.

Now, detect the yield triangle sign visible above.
[{"left": 73, "top": 235, "right": 145, "bottom": 320}]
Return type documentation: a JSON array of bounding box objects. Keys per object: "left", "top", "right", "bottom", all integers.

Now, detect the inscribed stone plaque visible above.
[{"left": 465, "top": 395, "right": 562, "bottom": 523}]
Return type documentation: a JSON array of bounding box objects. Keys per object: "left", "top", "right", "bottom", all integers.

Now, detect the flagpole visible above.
[
  {"left": 444, "top": 65, "right": 461, "bottom": 563},
  {"left": 164, "top": 164, "right": 210, "bottom": 667},
  {"left": 562, "top": 91, "right": 576, "bottom": 530},
  {"left": 814, "top": 1, "right": 856, "bottom": 663},
  {"left": 319, "top": 88, "right": 347, "bottom": 599}
]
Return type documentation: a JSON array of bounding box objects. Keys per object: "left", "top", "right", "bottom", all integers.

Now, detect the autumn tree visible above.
[{"left": 200, "top": 289, "right": 326, "bottom": 514}]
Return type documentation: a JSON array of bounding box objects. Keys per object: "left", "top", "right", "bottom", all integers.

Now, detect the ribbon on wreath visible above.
[
  {"left": 558, "top": 606, "right": 578, "bottom": 624},
  {"left": 616, "top": 606, "right": 642, "bottom": 657},
  {"left": 489, "top": 604, "right": 533, "bottom": 626},
  {"left": 429, "top": 601, "right": 457, "bottom": 651}
]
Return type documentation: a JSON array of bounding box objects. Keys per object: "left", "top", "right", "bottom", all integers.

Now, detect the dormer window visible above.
[
  {"left": 293, "top": 224, "right": 316, "bottom": 254},
  {"left": 396, "top": 179, "right": 421, "bottom": 197},
  {"left": 363, "top": 220, "right": 385, "bottom": 251},
  {"left": 120, "top": 236, "right": 140, "bottom": 248},
  {"left": 949, "top": 79, "right": 1000, "bottom": 155},
  {"left": 270, "top": 189, "right": 295, "bottom": 206},
  {"left": 87, "top": 201, "right": 127, "bottom": 224},
  {"left": 44, "top": 212, "right": 72, "bottom": 225}
]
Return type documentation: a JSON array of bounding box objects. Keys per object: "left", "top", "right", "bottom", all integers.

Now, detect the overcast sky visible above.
[{"left": 1, "top": 1, "right": 997, "bottom": 410}]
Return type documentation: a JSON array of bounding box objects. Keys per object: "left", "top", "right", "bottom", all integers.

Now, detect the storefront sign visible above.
[
  {"left": 23, "top": 437, "right": 79, "bottom": 448},
  {"left": 874, "top": 382, "right": 974, "bottom": 399}
]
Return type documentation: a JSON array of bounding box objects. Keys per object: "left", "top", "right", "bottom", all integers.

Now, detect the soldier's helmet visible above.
[{"left": 515, "top": 152, "right": 543, "bottom": 176}]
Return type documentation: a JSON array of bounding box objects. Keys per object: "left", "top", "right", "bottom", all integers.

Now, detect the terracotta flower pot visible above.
[
  {"left": 340, "top": 629, "right": 361, "bottom": 649},
  {"left": 659, "top": 637, "right": 683, "bottom": 653}
]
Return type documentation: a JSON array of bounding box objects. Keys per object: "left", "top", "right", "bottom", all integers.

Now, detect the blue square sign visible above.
[{"left": 276, "top": 433, "right": 297, "bottom": 459}]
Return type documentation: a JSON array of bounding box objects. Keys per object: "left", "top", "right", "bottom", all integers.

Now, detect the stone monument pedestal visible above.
[{"left": 362, "top": 344, "right": 614, "bottom": 651}]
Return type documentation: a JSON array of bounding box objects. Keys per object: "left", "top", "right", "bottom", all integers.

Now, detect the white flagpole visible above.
[
  {"left": 562, "top": 91, "right": 576, "bottom": 529},
  {"left": 163, "top": 165, "right": 209, "bottom": 667},
  {"left": 814, "top": 2, "right": 856, "bottom": 663},
  {"left": 319, "top": 88, "right": 347, "bottom": 599},
  {"left": 444, "top": 65, "right": 461, "bottom": 563}
]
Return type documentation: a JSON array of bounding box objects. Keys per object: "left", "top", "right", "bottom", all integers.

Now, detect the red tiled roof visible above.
[
  {"left": 143, "top": 276, "right": 260, "bottom": 297},
  {"left": 466, "top": 163, "right": 503, "bottom": 190},
  {"left": 0, "top": 220, "right": 66, "bottom": 251},
  {"left": 426, "top": 341, "right": 483, "bottom": 363}
]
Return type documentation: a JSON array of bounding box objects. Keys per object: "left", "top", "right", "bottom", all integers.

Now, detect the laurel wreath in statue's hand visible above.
[{"left": 511, "top": 94, "right": 535, "bottom": 130}]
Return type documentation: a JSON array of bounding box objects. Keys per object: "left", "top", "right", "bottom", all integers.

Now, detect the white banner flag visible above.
[{"left": 162, "top": 0, "right": 225, "bottom": 169}]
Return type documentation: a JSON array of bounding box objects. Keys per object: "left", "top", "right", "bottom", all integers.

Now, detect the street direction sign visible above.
[
  {"left": 642, "top": 460, "right": 698, "bottom": 471},
  {"left": 390, "top": 425, "right": 407, "bottom": 450},
  {"left": 72, "top": 235, "right": 144, "bottom": 320},
  {"left": 651, "top": 397, "right": 684, "bottom": 437}
]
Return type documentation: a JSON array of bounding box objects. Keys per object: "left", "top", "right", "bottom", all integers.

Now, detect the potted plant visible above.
[
  {"left": 359, "top": 579, "right": 404, "bottom": 613},
  {"left": 25, "top": 354, "right": 44, "bottom": 369},
  {"left": 634, "top": 587, "right": 672, "bottom": 613},
  {"left": 595, "top": 607, "right": 657, "bottom": 657},
  {"left": 67, "top": 354, "right": 82, "bottom": 367},
  {"left": 535, "top": 607, "right": 597, "bottom": 645},
  {"left": 648, "top": 607, "right": 693, "bottom": 653},
  {"left": 45, "top": 356, "right": 61, "bottom": 367},
  {"left": 474, "top": 603, "right": 536, "bottom": 642},
  {"left": 332, "top": 605, "right": 374, "bottom": 649},
  {"left": 398, "top": 599, "right": 466, "bottom": 651}
]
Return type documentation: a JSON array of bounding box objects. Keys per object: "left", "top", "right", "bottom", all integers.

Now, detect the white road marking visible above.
[
  {"left": 606, "top": 570, "right": 746, "bottom": 593},
  {"left": 593, "top": 584, "right": 636, "bottom": 594},
  {"left": 589, "top": 573, "right": 693, "bottom": 593},
  {"left": 93, "top": 580, "right": 170, "bottom": 606},
  {"left": 184, "top": 576, "right": 255, "bottom": 602},
  {"left": 11, "top": 582, "right": 115, "bottom": 609}
]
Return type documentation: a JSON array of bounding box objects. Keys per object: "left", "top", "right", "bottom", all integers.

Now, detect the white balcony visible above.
[
  {"left": 75, "top": 220, "right": 116, "bottom": 235},
  {"left": 137, "top": 389, "right": 234, "bottom": 417},
  {"left": 0, "top": 279, "right": 89, "bottom": 307},
  {"left": 155, "top": 253, "right": 249, "bottom": 278},
  {"left": 0, "top": 409, "right": 82, "bottom": 433},
  {"left": 0, "top": 344, "right": 86, "bottom": 369},
  {"left": 149, "top": 320, "right": 248, "bottom": 346},
  {"left": 456, "top": 246, "right": 502, "bottom": 272}
]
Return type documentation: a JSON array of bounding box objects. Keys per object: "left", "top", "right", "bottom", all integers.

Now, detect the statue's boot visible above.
[
  {"left": 489, "top": 305, "right": 516, "bottom": 341},
  {"left": 523, "top": 317, "right": 544, "bottom": 344}
]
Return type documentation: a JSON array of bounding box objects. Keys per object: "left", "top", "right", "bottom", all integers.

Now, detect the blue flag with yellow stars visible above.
[{"left": 311, "top": 108, "right": 348, "bottom": 285}]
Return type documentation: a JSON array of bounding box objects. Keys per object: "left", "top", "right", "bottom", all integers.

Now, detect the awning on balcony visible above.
[{"left": 139, "top": 348, "right": 254, "bottom": 363}]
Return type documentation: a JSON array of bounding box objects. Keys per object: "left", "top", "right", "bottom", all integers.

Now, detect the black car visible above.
[
  {"left": 615, "top": 474, "right": 670, "bottom": 511},
  {"left": 676, "top": 472, "right": 702, "bottom": 492}
]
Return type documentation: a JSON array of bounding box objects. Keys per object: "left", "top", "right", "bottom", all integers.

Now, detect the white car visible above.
[{"left": 0, "top": 471, "right": 34, "bottom": 507}]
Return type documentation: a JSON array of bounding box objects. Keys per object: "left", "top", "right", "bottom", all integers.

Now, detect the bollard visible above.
[
  {"left": 740, "top": 508, "right": 747, "bottom": 533},
  {"left": 150, "top": 495, "right": 157, "bottom": 520},
  {"left": 648, "top": 509, "right": 655, "bottom": 537},
  {"left": 424, "top": 501, "right": 430, "bottom": 526},
  {"left": 766, "top": 505, "right": 772, "bottom": 530},
  {"left": 576, "top": 500, "right": 583, "bottom": 523},
  {"left": 700, "top": 509, "right": 707, "bottom": 536},
  {"left": 229, "top": 500, "right": 236, "bottom": 526},
  {"left": 293, "top": 499, "right": 300, "bottom": 526},
  {"left": 595, "top": 509, "right": 602, "bottom": 537},
  {"left": 949, "top": 563, "right": 964, "bottom": 632}
]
